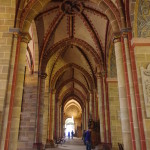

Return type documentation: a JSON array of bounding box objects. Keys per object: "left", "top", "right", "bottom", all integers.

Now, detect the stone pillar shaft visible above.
[
  {"left": 97, "top": 76, "right": 104, "bottom": 142},
  {"left": 52, "top": 92, "right": 55, "bottom": 139},
  {"left": 49, "top": 90, "right": 55, "bottom": 140},
  {"left": 56, "top": 102, "right": 59, "bottom": 138},
  {"left": 114, "top": 38, "right": 132, "bottom": 150},
  {"left": 49, "top": 91, "right": 53, "bottom": 140},
  {"left": 105, "top": 76, "right": 111, "bottom": 143},
  {"left": 59, "top": 105, "right": 62, "bottom": 137},
  {"left": 4, "top": 33, "right": 31, "bottom": 150},
  {"left": 84, "top": 108, "right": 86, "bottom": 129},
  {"left": 122, "top": 34, "right": 141, "bottom": 150},
  {"left": 86, "top": 102, "right": 88, "bottom": 130},
  {"left": 42, "top": 89, "right": 49, "bottom": 143},
  {"left": 102, "top": 76, "right": 107, "bottom": 142},
  {"left": 36, "top": 76, "right": 46, "bottom": 143},
  {"left": 128, "top": 32, "right": 146, "bottom": 150},
  {"left": 89, "top": 92, "right": 92, "bottom": 117}
]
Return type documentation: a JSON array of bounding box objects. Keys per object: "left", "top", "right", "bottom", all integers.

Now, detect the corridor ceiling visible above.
[
  {"left": 33, "top": 0, "right": 121, "bottom": 111},
  {"left": 64, "top": 99, "right": 82, "bottom": 118}
]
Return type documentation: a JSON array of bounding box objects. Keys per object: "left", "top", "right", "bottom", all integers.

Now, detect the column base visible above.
[
  {"left": 45, "top": 139, "right": 56, "bottom": 148},
  {"left": 33, "top": 143, "right": 44, "bottom": 150}
]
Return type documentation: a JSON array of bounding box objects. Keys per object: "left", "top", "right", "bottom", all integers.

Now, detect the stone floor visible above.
[
  {"left": 45, "top": 137, "right": 103, "bottom": 150},
  {"left": 45, "top": 137, "right": 87, "bottom": 150}
]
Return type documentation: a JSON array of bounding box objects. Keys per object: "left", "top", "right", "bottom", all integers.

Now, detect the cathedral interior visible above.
[{"left": 0, "top": 0, "right": 150, "bottom": 150}]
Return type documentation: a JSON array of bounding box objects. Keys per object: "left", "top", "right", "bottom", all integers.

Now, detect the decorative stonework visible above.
[
  {"left": 138, "top": 0, "right": 150, "bottom": 37},
  {"left": 61, "top": 0, "right": 83, "bottom": 15},
  {"left": 141, "top": 64, "right": 150, "bottom": 117},
  {"left": 107, "top": 42, "right": 117, "bottom": 78}
]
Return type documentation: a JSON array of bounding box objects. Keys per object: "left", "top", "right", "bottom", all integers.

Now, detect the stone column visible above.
[
  {"left": 59, "top": 105, "right": 62, "bottom": 137},
  {"left": 97, "top": 72, "right": 104, "bottom": 142},
  {"left": 105, "top": 76, "right": 111, "bottom": 143},
  {"left": 89, "top": 91, "right": 92, "bottom": 118},
  {"left": 56, "top": 101, "right": 60, "bottom": 138},
  {"left": 61, "top": 106, "right": 63, "bottom": 137},
  {"left": 3, "top": 33, "right": 31, "bottom": 150},
  {"left": 52, "top": 90, "right": 56, "bottom": 139},
  {"left": 45, "top": 89, "right": 56, "bottom": 148},
  {"left": 93, "top": 89, "right": 98, "bottom": 121},
  {"left": 122, "top": 31, "right": 141, "bottom": 150},
  {"left": 114, "top": 36, "right": 132, "bottom": 150},
  {"left": 42, "top": 88, "right": 49, "bottom": 144},
  {"left": 101, "top": 72, "right": 107, "bottom": 142},
  {"left": 86, "top": 102, "right": 88, "bottom": 130},
  {"left": 84, "top": 107, "right": 86, "bottom": 130},
  {"left": 34, "top": 72, "right": 47, "bottom": 150}
]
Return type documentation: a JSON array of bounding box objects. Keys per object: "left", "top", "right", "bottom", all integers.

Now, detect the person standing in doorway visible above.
[
  {"left": 68, "top": 132, "right": 70, "bottom": 139},
  {"left": 71, "top": 130, "right": 74, "bottom": 139}
]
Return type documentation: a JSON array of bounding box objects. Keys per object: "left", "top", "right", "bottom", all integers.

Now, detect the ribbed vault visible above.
[{"left": 30, "top": 0, "right": 125, "bottom": 114}]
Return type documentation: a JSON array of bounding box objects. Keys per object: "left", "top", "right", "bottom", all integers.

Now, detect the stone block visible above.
[
  {"left": 0, "top": 37, "right": 6, "bottom": 44},
  {"left": 0, "top": 13, "right": 11, "bottom": 19},
  {"left": 0, "top": 20, "right": 4, "bottom": 25},
  {"left": 6, "top": 7, "right": 15, "bottom": 13}
]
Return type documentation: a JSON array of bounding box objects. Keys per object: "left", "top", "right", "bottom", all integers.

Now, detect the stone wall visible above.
[
  {"left": 0, "top": 0, "right": 16, "bottom": 148},
  {"left": 17, "top": 71, "right": 38, "bottom": 150},
  {"left": 134, "top": 42, "right": 150, "bottom": 149},
  {"left": 108, "top": 82, "right": 123, "bottom": 150}
]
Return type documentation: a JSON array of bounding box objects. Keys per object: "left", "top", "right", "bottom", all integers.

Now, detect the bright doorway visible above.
[{"left": 65, "top": 117, "right": 75, "bottom": 137}]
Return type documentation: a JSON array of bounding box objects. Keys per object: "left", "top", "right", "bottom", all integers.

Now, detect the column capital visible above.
[
  {"left": 121, "top": 28, "right": 132, "bottom": 34},
  {"left": 121, "top": 28, "right": 132, "bottom": 38},
  {"left": 96, "top": 71, "right": 106, "bottom": 78},
  {"left": 52, "top": 89, "right": 56, "bottom": 94},
  {"left": 113, "top": 36, "right": 121, "bottom": 43},
  {"left": 96, "top": 72, "right": 101, "bottom": 78},
  {"left": 20, "top": 32, "right": 32, "bottom": 44},
  {"left": 39, "top": 72, "right": 47, "bottom": 79},
  {"left": 88, "top": 90, "right": 92, "bottom": 94},
  {"left": 101, "top": 71, "right": 106, "bottom": 77}
]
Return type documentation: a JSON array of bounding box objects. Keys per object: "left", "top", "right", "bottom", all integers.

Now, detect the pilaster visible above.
[
  {"left": 96, "top": 71, "right": 104, "bottom": 143},
  {"left": 121, "top": 29, "right": 140, "bottom": 150},
  {"left": 45, "top": 89, "right": 56, "bottom": 148},
  {"left": 33, "top": 72, "right": 47, "bottom": 150},
  {"left": 4, "top": 32, "right": 31, "bottom": 150},
  {"left": 113, "top": 36, "right": 132, "bottom": 150}
]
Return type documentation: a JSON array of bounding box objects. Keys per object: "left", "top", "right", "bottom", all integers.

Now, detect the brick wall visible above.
[
  {"left": 134, "top": 45, "right": 150, "bottom": 149},
  {"left": 108, "top": 82, "right": 123, "bottom": 150},
  {"left": 17, "top": 72, "right": 38, "bottom": 150},
  {"left": 0, "top": 0, "right": 16, "bottom": 148}
]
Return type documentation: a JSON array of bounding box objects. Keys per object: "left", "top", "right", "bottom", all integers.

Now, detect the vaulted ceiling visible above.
[{"left": 33, "top": 0, "right": 121, "bottom": 115}]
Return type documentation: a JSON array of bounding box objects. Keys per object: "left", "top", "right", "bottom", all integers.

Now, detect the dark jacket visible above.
[{"left": 85, "top": 130, "right": 91, "bottom": 142}]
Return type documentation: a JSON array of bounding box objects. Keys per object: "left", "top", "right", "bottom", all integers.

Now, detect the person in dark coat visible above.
[
  {"left": 85, "top": 128, "right": 91, "bottom": 150},
  {"left": 82, "top": 130, "right": 86, "bottom": 145},
  {"left": 68, "top": 132, "right": 70, "bottom": 139},
  {"left": 71, "top": 130, "right": 74, "bottom": 139}
]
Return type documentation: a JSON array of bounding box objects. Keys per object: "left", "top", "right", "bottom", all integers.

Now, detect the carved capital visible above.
[
  {"left": 121, "top": 28, "right": 132, "bottom": 38},
  {"left": 121, "top": 28, "right": 132, "bottom": 33},
  {"left": 39, "top": 72, "right": 47, "bottom": 79},
  {"left": 20, "top": 32, "right": 31, "bottom": 43},
  {"left": 96, "top": 72, "right": 101, "bottom": 79},
  {"left": 96, "top": 71, "right": 105, "bottom": 78},
  {"left": 113, "top": 32, "right": 121, "bottom": 43},
  {"left": 101, "top": 71, "right": 106, "bottom": 77}
]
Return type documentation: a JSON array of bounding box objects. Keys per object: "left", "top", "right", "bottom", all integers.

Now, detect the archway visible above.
[
  {"left": 65, "top": 117, "right": 75, "bottom": 138},
  {"left": 63, "top": 99, "right": 82, "bottom": 138}
]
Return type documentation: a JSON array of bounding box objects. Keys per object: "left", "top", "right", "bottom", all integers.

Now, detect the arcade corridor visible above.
[{"left": 0, "top": 0, "right": 150, "bottom": 150}]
